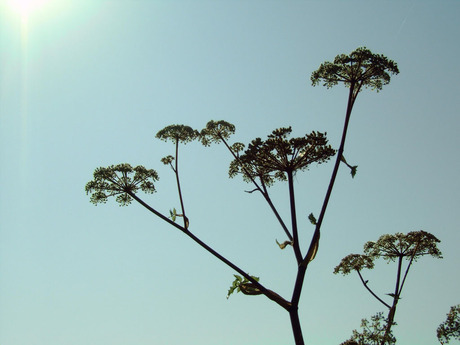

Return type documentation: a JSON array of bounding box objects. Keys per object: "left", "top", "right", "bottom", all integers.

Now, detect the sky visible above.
[{"left": 1, "top": 1, "right": 459, "bottom": 344}]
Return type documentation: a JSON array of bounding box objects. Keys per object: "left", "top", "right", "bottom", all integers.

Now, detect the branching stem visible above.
[
  {"left": 218, "top": 134, "right": 293, "bottom": 242},
  {"left": 127, "top": 191, "right": 291, "bottom": 311},
  {"left": 292, "top": 83, "right": 361, "bottom": 314},
  {"left": 356, "top": 270, "right": 391, "bottom": 309},
  {"left": 381, "top": 240, "right": 422, "bottom": 344}
]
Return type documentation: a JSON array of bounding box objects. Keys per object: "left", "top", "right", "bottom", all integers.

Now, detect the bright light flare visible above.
[{"left": 7, "top": 0, "right": 50, "bottom": 18}]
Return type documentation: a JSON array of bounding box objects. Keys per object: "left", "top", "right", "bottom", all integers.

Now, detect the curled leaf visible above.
[
  {"left": 276, "top": 239, "right": 293, "bottom": 250},
  {"left": 308, "top": 238, "right": 319, "bottom": 263},
  {"left": 239, "top": 283, "right": 262, "bottom": 296}
]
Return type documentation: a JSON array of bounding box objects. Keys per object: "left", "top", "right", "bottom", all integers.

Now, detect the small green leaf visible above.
[
  {"left": 227, "top": 275, "right": 259, "bottom": 299},
  {"left": 308, "top": 213, "right": 317, "bottom": 225},
  {"left": 169, "top": 208, "right": 177, "bottom": 221}
]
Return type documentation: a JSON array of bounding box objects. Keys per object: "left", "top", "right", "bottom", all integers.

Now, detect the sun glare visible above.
[{"left": 7, "top": 0, "right": 50, "bottom": 18}]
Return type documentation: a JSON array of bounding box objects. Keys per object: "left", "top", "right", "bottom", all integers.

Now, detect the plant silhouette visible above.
[
  {"left": 335, "top": 231, "right": 443, "bottom": 344},
  {"left": 85, "top": 47, "right": 399, "bottom": 344}
]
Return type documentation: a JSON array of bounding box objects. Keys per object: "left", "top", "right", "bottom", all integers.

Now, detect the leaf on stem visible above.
[
  {"left": 308, "top": 237, "right": 319, "bottom": 263},
  {"left": 341, "top": 155, "right": 358, "bottom": 178},
  {"left": 169, "top": 208, "right": 177, "bottom": 222},
  {"left": 276, "top": 239, "right": 293, "bottom": 250},
  {"left": 308, "top": 213, "right": 317, "bottom": 225},
  {"left": 226, "top": 275, "right": 260, "bottom": 299}
]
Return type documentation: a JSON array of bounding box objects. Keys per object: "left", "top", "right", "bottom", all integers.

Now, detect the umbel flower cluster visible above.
[
  {"left": 85, "top": 121, "right": 337, "bottom": 208},
  {"left": 228, "top": 127, "right": 336, "bottom": 186},
  {"left": 85, "top": 164, "right": 159, "bottom": 206},
  {"left": 334, "top": 230, "right": 442, "bottom": 275}
]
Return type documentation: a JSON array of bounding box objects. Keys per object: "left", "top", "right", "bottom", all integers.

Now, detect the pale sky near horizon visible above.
[{"left": 1, "top": 1, "right": 459, "bottom": 345}]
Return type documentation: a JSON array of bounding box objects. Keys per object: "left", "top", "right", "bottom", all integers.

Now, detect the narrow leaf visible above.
[
  {"left": 308, "top": 213, "right": 317, "bottom": 225},
  {"left": 308, "top": 238, "right": 319, "bottom": 262}
]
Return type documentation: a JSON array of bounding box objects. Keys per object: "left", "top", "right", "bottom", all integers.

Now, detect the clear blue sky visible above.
[{"left": 1, "top": 1, "right": 459, "bottom": 344}]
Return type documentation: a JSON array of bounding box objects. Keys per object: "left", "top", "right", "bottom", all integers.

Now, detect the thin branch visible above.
[
  {"left": 357, "top": 270, "right": 391, "bottom": 309},
  {"left": 302, "top": 81, "right": 357, "bottom": 268},
  {"left": 218, "top": 135, "right": 293, "bottom": 242},
  {"left": 398, "top": 240, "right": 421, "bottom": 296},
  {"left": 292, "top": 82, "right": 357, "bottom": 308},
  {"left": 127, "top": 191, "right": 292, "bottom": 311}
]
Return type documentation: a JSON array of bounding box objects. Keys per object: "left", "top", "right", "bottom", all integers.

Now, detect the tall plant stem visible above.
[
  {"left": 174, "top": 141, "right": 188, "bottom": 229},
  {"left": 288, "top": 83, "right": 362, "bottom": 345},
  {"left": 305, "top": 82, "right": 359, "bottom": 262},
  {"left": 381, "top": 256, "right": 403, "bottom": 345},
  {"left": 381, "top": 241, "right": 421, "bottom": 345},
  {"left": 292, "top": 83, "right": 360, "bottom": 311},
  {"left": 127, "top": 191, "right": 291, "bottom": 311},
  {"left": 287, "top": 170, "right": 302, "bottom": 263},
  {"left": 398, "top": 240, "right": 421, "bottom": 294},
  {"left": 290, "top": 307, "right": 305, "bottom": 345}
]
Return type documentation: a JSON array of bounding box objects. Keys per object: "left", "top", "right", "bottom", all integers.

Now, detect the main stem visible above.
[
  {"left": 286, "top": 170, "right": 305, "bottom": 345},
  {"left": 307, "top": 82, "right": 358, "bottom": 258},
  {"left": 289, "top": 83, "right": 359, "bottom": 345},
  {"left": 287, "top": 170, "right": 302, "bottom": 264},
  {"left": 290, "top": 307, "right": 305, "bottom": 345},
  {"left": 174, "top": 141, "right": 188, "bottom": 229},
  {"left": 381, "top": 255, "right": 403, "bottom": 345}
]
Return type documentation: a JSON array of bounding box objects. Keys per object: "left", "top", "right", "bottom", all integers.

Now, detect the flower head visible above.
[{"left": 85, "top": 163, "right": 159, "bottom": 206}]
